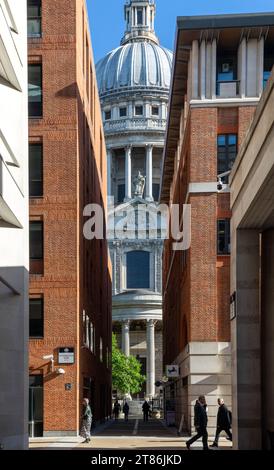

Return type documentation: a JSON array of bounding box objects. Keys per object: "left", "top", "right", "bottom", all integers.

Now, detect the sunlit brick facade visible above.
[
  {"left": 28, "top": 0, "right": 112, "bottom": 437},
  {"left": 161, "top": 13, "right": 274, "bottom": 436}
]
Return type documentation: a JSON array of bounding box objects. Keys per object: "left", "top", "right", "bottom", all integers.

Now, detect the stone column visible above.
[
  {"left": 191, "top": 40, "right": 199, "bottom": 99},
  {"left": 211, "top": 39, "right": 217, "bottom": 99},
  {"left": 107, "top": 149, "right": 112, "bottom": 196},
  {"left": 238, "top": 37, "right": 247, "bottom": 98},
  {"left": 125, "top": 145, "right": 132, "bottom": 200},
  {"left": 146, "top": 145, "right": 153, "bottom": 201},
  {"left": 205, "top": 42, "right": 212, "bottom": 99},
  {"left": 261, "top": 229, "right": 274, "bottom": 448},
  {"left": 233, "top": 229, "right": 261, "bottom": 449},
  {"left": 122, "top": 320, "right": 130, "bottom": 357},
  {"left": 257, "top": 37, "right": 264, "bottom": 97},
  {"left": 146, "top": 319, "right": 156, "bottom": 398},
  {"left": 200, "top": 40, "right": 206, "bottom": 100}
]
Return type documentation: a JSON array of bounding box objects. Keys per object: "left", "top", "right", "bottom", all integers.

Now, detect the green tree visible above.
[{"left": 112, "top": 333, "right": 145, "bottom": 395}]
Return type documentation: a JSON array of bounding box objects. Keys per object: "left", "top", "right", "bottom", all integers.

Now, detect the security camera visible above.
[
  {"left": 57, "top": 368, "right": 65, "bottom": 375},
  {"left": 43, "top": 354, "right": 54, "bottom": 360},
  {"left": 217, "top": 177, "right": 223, "bottom": 192}
]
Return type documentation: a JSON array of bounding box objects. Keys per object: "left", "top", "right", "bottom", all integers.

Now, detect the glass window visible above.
[
  {"left": 263, "top": 54, "right": 274, "bottom": 88},
  {"left": 217, "top": 219, "right": 231, "bottom": 255},
  {"left": 105, "top": 110, "right": 111, "bottom": 121},
  {"left": 127, "top": 251, "right": 150, "bottom": 289},
  {"left": 217, "top": 55, "right": 237, "bottom": 95},
  {"left": 152, "top": 183, "right": 160, "bottom": 201},
  {"left": 119, "top": 107, "right": 127, "bottom": 118},
  {"left": 89, "top": 322, "right": 94, "bottom": 353},
  {"left": 29, "top": 143, "right": 43, "bottom": 197},
  {"left": 28, "top": 64, "right": 42, "bottom": 117},
  {"left": 100, "top": 338, "right": 103, "bottom": 362},
  {"left": 117, "top": 184, "right": 125, "bottom": 203},
  {"left": 217, "top": 134, "right": 237, "bottom": 183},
  {"left": 135, "top": 105, "right": 143, "bottom": 116},
  {"left": 30, "top": 222, "right": 43, "bottom": 260},
  {"left": 29, "top": 298, "right": 44, "bottom": 338},
  {"left": 27, "top": 0, "right": 41, "bottom": 37},
  {"left": 137, "top": 8, "right": 143, "bottom": 25},
  {"left": 152, "top": 106, "right": 159, "bottom": 116}
]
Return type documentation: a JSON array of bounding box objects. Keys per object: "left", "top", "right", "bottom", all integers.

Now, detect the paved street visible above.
[{"left": 30, "top": 418, "right": 232, "bottom": 450}]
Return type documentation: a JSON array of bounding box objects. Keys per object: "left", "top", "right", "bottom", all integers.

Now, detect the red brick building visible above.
[
  {"left": 161, "top": 13, "right": 274, "bottom": 436},
  {"left": 27, "top": 0, "right": 112, "bottom": 436}
]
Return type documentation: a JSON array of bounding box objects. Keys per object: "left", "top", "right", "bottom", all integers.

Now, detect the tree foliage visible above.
[{"left": 112, "top": 333, "right": 145, "bottom": 395}]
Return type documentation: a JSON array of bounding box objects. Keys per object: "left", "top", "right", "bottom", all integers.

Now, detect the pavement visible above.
[{"left": 29, "top": 417, "right": 233, "bottom": 450}]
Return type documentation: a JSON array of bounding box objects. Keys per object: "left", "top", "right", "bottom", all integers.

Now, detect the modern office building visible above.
[
  {"left": 96, "top": 0, "right": 173, "bottom": 400},
  {"left": 28, "top": 0, "right": 112, "bottom": 437},
  {"left": 161, "top": 13, "right": 274, "bottom": 436},
  {"left": 0, "top": 0, "right": 29, "bottom": 450},
  {"left": 230, "top": 69, "right": 274, "bottom": 450}
]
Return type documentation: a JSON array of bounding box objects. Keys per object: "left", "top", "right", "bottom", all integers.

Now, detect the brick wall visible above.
[
  {"left": 163, "top": 105, "right": 256, "bottom": 365},
  {"left": 29, "top": 0, "right": 112, "bottom": 434}
]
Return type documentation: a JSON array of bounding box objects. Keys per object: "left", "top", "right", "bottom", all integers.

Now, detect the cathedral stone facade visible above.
[{"left": 96, "top": 0, "right": 172, "bottom": 399}]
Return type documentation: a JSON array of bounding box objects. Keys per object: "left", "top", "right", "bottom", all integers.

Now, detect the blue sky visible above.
[{"left": 87, "top": 0, "right": 274, "bottom": 63}]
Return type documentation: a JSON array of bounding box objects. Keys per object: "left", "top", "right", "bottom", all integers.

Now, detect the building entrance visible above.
[{"left": 29, "top": 375, "right": 43, "bottom": 437}]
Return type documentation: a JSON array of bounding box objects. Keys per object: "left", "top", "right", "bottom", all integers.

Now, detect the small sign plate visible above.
[{"left": 58, "top": 347, "right": 75, "bottom": 364}]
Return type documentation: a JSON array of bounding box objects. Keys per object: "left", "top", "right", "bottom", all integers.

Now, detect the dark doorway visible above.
[{"left": 29, "top": 375, "right": 43, "bottom": 437}]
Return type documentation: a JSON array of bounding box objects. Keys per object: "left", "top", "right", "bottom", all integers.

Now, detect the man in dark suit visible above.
[
  {"left": 211, "top": 398, "right": 232, "bottom": 448},
  {"left": 186, "top": 395, "right": 209, "bottom": 450},
  {"left": 142, "top": 400, "right": 151, "bottom": 422}
]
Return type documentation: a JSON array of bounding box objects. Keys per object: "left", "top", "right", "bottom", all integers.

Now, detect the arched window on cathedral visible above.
[{"left": 126, "top": 250, "right": 150, "bottom": 289}]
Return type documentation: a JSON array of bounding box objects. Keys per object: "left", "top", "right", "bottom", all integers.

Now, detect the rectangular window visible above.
[
  {"left": 30, "top": 221, "right": 43, "bottom": 274},
  {"left": 100, "top": 338, "right": 103, "bottom": 363},
  {"left": 217, "top": 134, "right": 237, "bottom": 183},
  {"left": 137, "top": 8, "right": 143, "bottom": 25},
  {"left": 119, "top": 107, "right": 127, "bottom": 118},
  {"left": 152, "top": 183, "right": 160, "bottom": 201},
  {"left": 217, "top": 54, "right": 238, "bottom": 96},
  {"left": 105, "top": 110, "right": 111, "bottom": 121},
  {"left": 29, "top": 298, "right": 44, "bottom": 338},
  {"left": 152, "top": 106, "right": 159, "bottom": 116},
  {"left": 263, "top": 54, "right": 274, "bottom": 88},
  {"left": 89, "top": 322, "right": 94, "bottom": 354},
  {"left": 28, "top": 64, "right": 42, "bottom": 117},
  {"left": 217, "top": 219, "right": 231, "bottom": 255},
  {"left": 29, "top": 143, "right": 43, "bottom": 197},
  {"left": 27, "top": 0, "right": 41, "bottom": 38},
  {"left": 127, "top": 251, "right": 150, "bottom": 289},
  {"left": 117, "top": 184, "right": 125, "bottom": 204},
  {"left": 135, "top": 105, "right": 143, "bottom": 116}
]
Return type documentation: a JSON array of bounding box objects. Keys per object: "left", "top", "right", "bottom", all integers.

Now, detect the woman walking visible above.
[{"left": 80, "top": 398, "right": 92, "bottom": 443}]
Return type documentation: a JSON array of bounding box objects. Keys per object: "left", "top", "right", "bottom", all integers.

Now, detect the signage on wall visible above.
[
  {"left": 230, "top": 291, "right": 237, "bottom": 320},
  {"left": 58, "top": 347, "right": 75, "bottom": 365},
  {"left": 166, "top": 365, "right": 179, "bottom": 378}
]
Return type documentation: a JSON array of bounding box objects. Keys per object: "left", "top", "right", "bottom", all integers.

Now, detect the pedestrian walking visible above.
[
  {"left": 80, "top": 398, "right": 92, "bottom": 443},
  {"left": 113, "top": 400, "right": 121, "bottom": 420},
  {"left": 186, "top": 395, "right": 209, "bottom": 450},
  {"left": 142, "top": 400, "right": 151, "bottom": 422},
  {"left": 123, "top": 402, "right": 129, "bottom": 421},
  {"left": 210, "top": 398, "right": 232, "bottom": 448}
]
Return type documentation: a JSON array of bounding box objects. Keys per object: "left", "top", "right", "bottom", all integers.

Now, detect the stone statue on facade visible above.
[{"left": 133, "top": 171, "right": 146, "bottom": 198}]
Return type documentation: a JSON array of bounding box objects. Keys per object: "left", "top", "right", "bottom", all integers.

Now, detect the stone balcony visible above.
[{"left": 104, "top": 117, "right": 167, "bottom": 135}]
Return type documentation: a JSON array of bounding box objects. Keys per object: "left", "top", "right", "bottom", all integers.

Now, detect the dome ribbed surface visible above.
[{"left": 96, "top": 41, "right": 173, "bottom": 95}]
